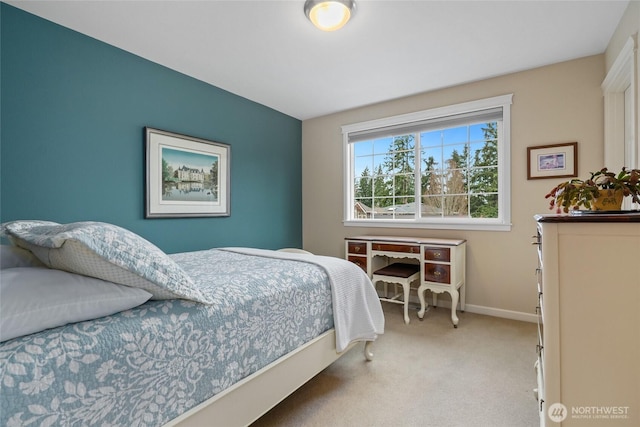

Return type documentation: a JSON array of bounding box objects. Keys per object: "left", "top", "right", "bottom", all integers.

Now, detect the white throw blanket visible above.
[{"left": 222, "top": 248, "right": 384, "bottom": 352}]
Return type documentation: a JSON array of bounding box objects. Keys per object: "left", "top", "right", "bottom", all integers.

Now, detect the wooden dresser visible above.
[{"left": 533, "top": 214, "right": 640, "bottom": 426}]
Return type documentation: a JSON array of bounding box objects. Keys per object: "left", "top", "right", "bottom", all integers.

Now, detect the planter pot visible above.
[{"left": 591, "top": 189, "right": 624, "bottom": 211}]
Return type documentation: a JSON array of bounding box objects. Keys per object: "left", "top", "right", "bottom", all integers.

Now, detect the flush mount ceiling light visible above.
[{"left": 304, "top": 0, "right": 356, "bottom": 32}]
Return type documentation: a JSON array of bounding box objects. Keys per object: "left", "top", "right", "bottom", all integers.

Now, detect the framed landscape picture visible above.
[
  {"left": 527, "top": 142, "right": 577, "bottom": 180},
  {"left": 145, "top": 127, "right": 230, "bottom": 218}
]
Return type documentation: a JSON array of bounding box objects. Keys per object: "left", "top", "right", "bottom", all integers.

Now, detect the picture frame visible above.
[
  {"left": 527, "top": 142, "right": 577, "bottom": 180},
  {"left": 145, "top": 127, "right": 230, "bottom": 218}
]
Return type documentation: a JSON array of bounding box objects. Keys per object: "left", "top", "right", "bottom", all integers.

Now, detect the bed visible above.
[{"left": 0, "top": 221, "right": 384, "bottom": 427}]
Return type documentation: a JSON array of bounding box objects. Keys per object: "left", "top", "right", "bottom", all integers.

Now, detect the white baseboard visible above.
[
  {"left": 463, "top": 304, "right": 537, "bottom": 323},
  {"left": 405, "top": 299, "right": 537, "bottom": 323},
  {"left": 387, "top": 290, "right": 538, "bottom": 324}
]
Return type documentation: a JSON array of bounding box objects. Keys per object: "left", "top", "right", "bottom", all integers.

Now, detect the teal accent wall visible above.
[{"left": 0, "top": 4, "right": 302, "bottom": 253}]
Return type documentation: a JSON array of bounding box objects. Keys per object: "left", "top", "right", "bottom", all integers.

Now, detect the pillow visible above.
[
  {"left": 0, "top": 267, "right": 152, "bottom": 342},
  {"left": 4, "top": 221, "right": 211, "bottom": 303},
  {"left": 1, "top": 220, "right": 60, "bottom": 237},
  {"left": 0, "top": 245, "right": 46, "bottom": 269}
]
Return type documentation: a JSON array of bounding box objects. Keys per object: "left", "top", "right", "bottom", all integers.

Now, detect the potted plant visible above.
[{"left": 545, "top": 167, "right": 640, "bottom": 213}]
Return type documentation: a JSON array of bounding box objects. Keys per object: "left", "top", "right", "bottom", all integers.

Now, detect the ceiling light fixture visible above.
[{"left": 304, "top": 0, "right": 356, "bottom": 32}]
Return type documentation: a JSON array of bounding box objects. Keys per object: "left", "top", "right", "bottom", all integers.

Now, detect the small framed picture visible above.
[
  {"left": 145, "top": 127, "right": 230, "bottom": 218},
  {"left": 527, "top": 142, "right": 577, "bottom": 180}
]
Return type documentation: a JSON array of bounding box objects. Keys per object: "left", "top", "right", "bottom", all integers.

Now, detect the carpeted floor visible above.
[{"left": 252, "top": 302, "right": 539, "bottom": 427}]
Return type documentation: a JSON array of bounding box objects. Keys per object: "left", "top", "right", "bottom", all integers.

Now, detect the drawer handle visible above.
[
  {"left": 433, "top": 251, "right": 441, "bottom": 258},
  {"left": 433, "top": 270, "right": 441, "bottom": 277},
  {"left": 354, "top": 247, "right": 361, "bottom": 252}
]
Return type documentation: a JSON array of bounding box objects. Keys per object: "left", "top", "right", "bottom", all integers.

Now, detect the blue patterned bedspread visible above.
[{"left": 0, "top": 249, "right": 334, "bottom": 427}]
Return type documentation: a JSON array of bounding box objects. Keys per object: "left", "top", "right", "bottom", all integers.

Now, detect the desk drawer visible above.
[
  {"left": 348, "top": 255, "right": 367, "bottom": 272},
  {"left": 347, "top": 242, "right": 367, "bottom": 255},
  {"left": 424, "top": 263, "right": 451, "bottom": 284},
  {"left": 372, "top": 243, "right": 420, "bottom": 254},
  {"left": 424, "top": 247, "right": 451, "bottom": 262}
]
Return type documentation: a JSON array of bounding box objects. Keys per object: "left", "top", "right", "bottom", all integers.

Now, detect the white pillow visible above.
[
  {"left": 0, "top": 245, "right": 45, "bottom": 269},
  {"left": 0, "top": 267, "right": 153, "bottom": 342},
  {"left": 4, "top": 221, "right": 212, "bottom": 303}
]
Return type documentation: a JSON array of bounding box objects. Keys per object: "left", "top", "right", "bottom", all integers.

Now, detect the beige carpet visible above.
[{"left": 252, "top": 302, "right": 539, "bottom": 427}]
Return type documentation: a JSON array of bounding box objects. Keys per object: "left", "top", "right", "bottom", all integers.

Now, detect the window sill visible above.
[{"left": 343, "top": 219, "right": 512, "bottom": 232}]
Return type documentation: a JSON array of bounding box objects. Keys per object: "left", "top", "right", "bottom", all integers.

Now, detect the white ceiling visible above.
[{"left": 5, "top": 0, "right": 629, "bottom": 120}]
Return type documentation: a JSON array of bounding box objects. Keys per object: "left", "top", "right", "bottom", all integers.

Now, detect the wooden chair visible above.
[{"left": 372, "top": 263, "right": 420, "bottom": 324}]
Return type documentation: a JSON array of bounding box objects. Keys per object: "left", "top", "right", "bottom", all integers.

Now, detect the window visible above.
[{"left": 342, "top": 94, "right": 513, "bottom": 231}]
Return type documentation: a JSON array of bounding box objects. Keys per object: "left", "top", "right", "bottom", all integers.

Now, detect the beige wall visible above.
[{"left": 301, "top": 55, "right": 605, "bottom": 317}]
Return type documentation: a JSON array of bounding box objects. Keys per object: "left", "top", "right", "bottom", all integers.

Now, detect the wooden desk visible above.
[{"left": 344, "top": 235, "right": 466, "bottom": 327}]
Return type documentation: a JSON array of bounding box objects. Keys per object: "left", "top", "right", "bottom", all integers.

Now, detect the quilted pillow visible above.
[
  {"left": 4, "top": 221, "right": 212, "bottom": 303},
  {"left": 1, "top": 267, "right": 152, "bottom": 342},
  {"left": 1, "top": 220, "right": 59, "bottom": 238}
]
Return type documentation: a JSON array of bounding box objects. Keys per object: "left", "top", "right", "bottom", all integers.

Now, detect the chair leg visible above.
[{"left": 403, "top": 283, "right": 410, "bottom": 324}]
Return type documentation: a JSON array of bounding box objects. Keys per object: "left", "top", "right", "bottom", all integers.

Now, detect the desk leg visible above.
[
  {"left": 449, "top": 288, "right": 459, "bottom": 328},
  {"left": 417, "top": 284, "right": 429, "bottom": 320},
  {"left": 418, "top": 286, "right": 459, "bottom": 328}
]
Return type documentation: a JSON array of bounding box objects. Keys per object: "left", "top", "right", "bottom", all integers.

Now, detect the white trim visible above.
[
  {"left": 464, "top": 303, "right": 537, "bottom": 324},
  {"left": 421, "top": 300, "right": 537, "bottom": 323},
  {"left": 498, "top": 102, "right": 512, "bottom": 226},
  {"left": 343, "top": 219, "right": 512, "bottom": 232},
  {"left": 602, "top": 37, "right": 635, "bottom": 91},
  {"left": 343, "top": 134, "right": 354, "bottom": 224},
  {"left": 602, "top": 36, "right": 638, "bottom": 210},
  {"left": 602, "top": 36, "right": 637, "bottom": 170},
  {"left": 341, "top": 94, "right": 513, "bottom": 134}
]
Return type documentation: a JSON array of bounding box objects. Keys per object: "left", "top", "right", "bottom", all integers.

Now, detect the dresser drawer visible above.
[
  {"left": 424, "top": 247, "right": 451, "bottom": 262},
  {"left": 348, "top": 255, "right": 367, "bottom": 272},
  {"left": 347, "top": 242, "right": 367, "bottom": 255},
  {"left": 372, "top": 243, "right": 420, "bottom": 254},
  {"left": 424, "top": 263, "right": 451, "bottom": 284}
]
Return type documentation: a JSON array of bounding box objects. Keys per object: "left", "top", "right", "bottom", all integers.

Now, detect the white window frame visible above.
[{"left": 342, "top": 94, "right": 513, "bottom": 231}]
